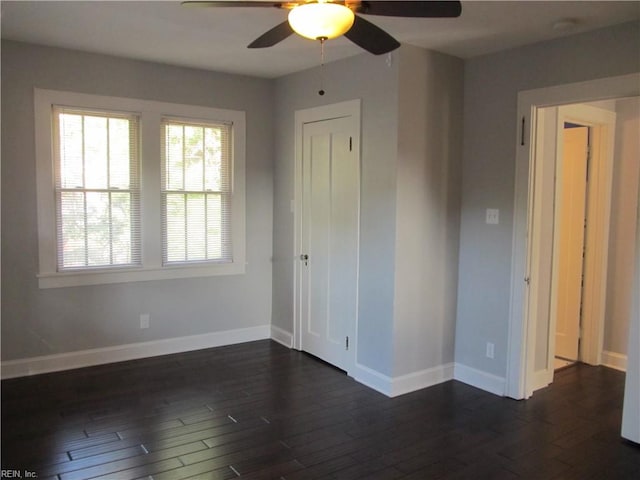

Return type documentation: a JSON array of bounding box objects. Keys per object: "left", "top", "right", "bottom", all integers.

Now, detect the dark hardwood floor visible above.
[{"left": 1, "top": 340, "right": 638, "bottom": 479}]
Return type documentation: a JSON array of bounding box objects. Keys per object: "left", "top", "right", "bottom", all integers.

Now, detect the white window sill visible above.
[{"left": 38, "top": 262, "right": 246, "bottom": 289}]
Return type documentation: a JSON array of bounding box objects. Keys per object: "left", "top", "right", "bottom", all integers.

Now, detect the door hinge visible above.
[
  {"left": 520, "top": 116, "right": 526, "bottom": 146},
  {"left": 345, "top": 336, "right": 349, "bottom": 350},
  {"left": 586, "top": 144, "right": 591, "bottom": 182},
  {"left": 349, "top": 136, "right": 353, "bottom": 152}
]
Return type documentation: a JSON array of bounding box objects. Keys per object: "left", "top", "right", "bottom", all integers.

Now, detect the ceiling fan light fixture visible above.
[{"left": 288, "top": 2, "right": 355, "bottom": 40}]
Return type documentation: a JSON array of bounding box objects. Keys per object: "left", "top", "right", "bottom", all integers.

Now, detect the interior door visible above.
[
  {"left": 300, "top": 115, "right": 359, "bottom": 371},
  {"left": 555, "top": 125, "right": 589, "bottom": 361}
]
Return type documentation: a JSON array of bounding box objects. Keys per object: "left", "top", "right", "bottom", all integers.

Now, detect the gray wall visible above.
[
  {"left": 604, "top": 97, "right": 640, "bottom": 356},
  {"left": 1, "top": 40, "right": 274, "bottom": 360},
  {"left": 393, "top": 46, "right": 462, "bottom": 376},
  {"left": 272, "top": 51, "right": 399, "bottom": 375},
  {"left": 456, "top": 21, "right": 640, "bottom": 377}
]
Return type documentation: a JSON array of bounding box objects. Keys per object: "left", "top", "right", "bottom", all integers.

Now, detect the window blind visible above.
[
  {"left": 53, "top": 107, "right": 141, "bottom": 270},
  {"left": 161, "top": 118, "right": 232, "bottom": 265}
]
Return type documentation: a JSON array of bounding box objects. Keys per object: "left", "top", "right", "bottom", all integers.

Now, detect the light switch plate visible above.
[
  {"left": 486, "top": 209, "right": 500, "bottom": 225},
  {"left": 486, "top": 342, "right": 495, "bottom": 359}
]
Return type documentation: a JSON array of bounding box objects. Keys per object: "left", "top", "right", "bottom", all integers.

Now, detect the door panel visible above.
[
  {"left": 555, "top": 126, "right": 589, "bottom": 360},
  {"left": 301, "top": 116, "right": 358, "bottom": 371}
]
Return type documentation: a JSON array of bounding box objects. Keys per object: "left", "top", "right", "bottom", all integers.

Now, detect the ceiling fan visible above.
[{"left": 182, "top": 1, "right": 462, "bottom": 55}]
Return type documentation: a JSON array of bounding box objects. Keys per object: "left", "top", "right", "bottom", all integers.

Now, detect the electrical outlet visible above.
[
  {"left": 140, "top": 313, "right": 150, "bottom": 329},
  {"left": 486, "top": 208, "right": 500, "bottom": 225},
  {"left": 486, "top": 342, "right": 495, "bottom": 359}
]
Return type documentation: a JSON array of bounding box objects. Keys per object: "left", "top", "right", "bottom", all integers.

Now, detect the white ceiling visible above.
[{"left": 2, "top": 1, "right": 639, "bottom": 78}]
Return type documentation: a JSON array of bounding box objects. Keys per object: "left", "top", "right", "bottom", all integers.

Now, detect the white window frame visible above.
[{"left": 35, "top": 89, "right": 246, "bottom": 288}]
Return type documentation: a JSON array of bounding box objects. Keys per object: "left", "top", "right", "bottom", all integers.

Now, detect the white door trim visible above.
[
  {"left": 506, "top": 73, "right": 640, "bottom": 400},
  {"left": 292, "top": 99, "right": 361, "bottom": 376}
]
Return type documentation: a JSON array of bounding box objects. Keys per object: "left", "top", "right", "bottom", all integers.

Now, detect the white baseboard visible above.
[
  {"left": 270, "top": 325, "right": 293, "bottom": 348},
  {"left": 454, "top": 363, "right": 506, "bottom": 396},
  {"left": 353, "top": 362, "right": 394, "bottom": 396},
  {"left": 1, "top": 325, "right": 270, "bottom": 379},
  {"left": 391, "top": 363, "right": 455, "bottom": 397},
  {"left": 353, "top": 362, "right": 455, "bottom": 398},
  {"left": 602, "top": 350, "right": 627, "bottom": 372}
]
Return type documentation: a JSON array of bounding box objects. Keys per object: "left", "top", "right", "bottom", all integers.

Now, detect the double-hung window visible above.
[
  {"left": 53, "top": 107, "right": 141, "bottom": 270},
  {"left": 161, "top": 118, "right": 232, "bottom": 265},
  {"left": 35, "top": 89, "right": 246, "bottom": 288}
]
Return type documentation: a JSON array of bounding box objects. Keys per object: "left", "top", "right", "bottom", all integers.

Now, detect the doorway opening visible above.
[
  {"left": 547, "top": 103, "right": 622, "bottom": 378},
  {"left": 524, "top": 101, "right": 619, "bottom": 391},
  {"left": 506, "top": 73, "right": 640, "bottom": 401}
]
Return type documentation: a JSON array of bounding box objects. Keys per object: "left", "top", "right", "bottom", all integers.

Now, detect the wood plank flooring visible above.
[{"left": 2, "top": 340, "right": 638, "bottom": 479}]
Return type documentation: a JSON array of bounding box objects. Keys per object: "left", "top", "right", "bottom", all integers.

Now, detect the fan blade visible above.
[
  {"left": 356, "top": 1, "right": 462, "bottom": 18},
  {"left": 344, "top": 15, "right": 400, "bottom": 55},
  {"left": 181, "top": 1, "right": 287, "bottom": 8},
  {"left": 248, "top": 20, "right": 294, "bottom": 48}
]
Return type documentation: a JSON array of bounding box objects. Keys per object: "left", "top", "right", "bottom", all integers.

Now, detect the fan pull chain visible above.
[{"left": 318, "top": 37, "right": 326, "bottom": 96}]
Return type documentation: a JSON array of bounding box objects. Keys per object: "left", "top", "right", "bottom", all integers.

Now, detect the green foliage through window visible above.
[{"left": 161, "top": 118, "right": 232, "bottom": 264}]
